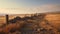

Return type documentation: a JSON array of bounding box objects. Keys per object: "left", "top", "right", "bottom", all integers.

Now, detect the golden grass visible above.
[{"left": 0, "top": 13, "right": 60, "bottom": 34}]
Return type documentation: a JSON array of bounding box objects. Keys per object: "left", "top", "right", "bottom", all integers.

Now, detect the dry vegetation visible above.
[{"left": 0, "top": 13, "right": 60, "bottom": 34}]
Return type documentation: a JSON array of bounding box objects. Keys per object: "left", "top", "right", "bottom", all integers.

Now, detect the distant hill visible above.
[{"left": 44, "top": 11, "right": 60, "bottom": 14}]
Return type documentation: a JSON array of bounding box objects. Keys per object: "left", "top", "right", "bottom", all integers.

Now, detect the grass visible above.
[{"left": 0, "top": 13, "right": 60, "bottom": 34}]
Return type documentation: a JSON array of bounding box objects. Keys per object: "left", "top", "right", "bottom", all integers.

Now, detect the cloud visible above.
[
  {"left": 30, "top": 4, "right": 60, "bottom": 13},
  {"left": 0, "top": 4, "right": 60, "bottom": 14}
]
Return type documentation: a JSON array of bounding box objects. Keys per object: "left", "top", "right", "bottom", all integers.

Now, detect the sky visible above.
[{"left": 0, "top": 0, "right": 60, "bottom": 14}]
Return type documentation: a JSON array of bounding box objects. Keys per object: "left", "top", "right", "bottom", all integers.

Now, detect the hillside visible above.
[{"left": 0, "top": 12, "right": 60, "bottom": 34}]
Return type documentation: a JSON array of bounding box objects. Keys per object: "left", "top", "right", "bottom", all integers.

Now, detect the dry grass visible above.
[{"left": 0, "top": 13, "right": 60, "bottom": 34}]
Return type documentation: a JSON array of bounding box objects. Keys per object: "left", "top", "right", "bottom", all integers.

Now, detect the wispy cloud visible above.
[{"left": 0, "top": 4, "right": 60, "bottom": 14}]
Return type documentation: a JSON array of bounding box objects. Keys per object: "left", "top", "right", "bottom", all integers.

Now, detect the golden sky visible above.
[{"left": 0, "top": 0, "right": 60, "bottom": 14}]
